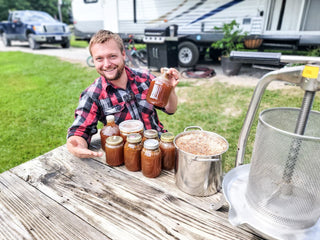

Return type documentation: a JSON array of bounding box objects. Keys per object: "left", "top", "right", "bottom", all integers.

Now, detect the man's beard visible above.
[{"left": 101, "top": 60, "right": 125, "bottom": 81}]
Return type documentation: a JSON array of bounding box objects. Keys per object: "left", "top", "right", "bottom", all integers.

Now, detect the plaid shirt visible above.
[{"left": 67, "top": 67, "right": 171, "bottom": 144}]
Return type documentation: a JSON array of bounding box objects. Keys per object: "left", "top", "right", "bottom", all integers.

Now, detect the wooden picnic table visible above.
[{"left": 0, "top": 133, "right": 264, "bottom": 240}]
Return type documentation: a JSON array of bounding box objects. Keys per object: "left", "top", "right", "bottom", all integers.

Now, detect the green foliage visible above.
[
  {"left": 307, "top": 47, "right": 320, "bottom": 57},
  {"left": 0, "top": 0, "right": 72, "bottom": 24},
  {"left": 211, "top": 20, "right": 246, "bottom": 56}
]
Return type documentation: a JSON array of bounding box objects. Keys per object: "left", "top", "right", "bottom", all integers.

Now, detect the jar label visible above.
[{"left": 150, "top": 83, "right": 161, "bottom": 100}]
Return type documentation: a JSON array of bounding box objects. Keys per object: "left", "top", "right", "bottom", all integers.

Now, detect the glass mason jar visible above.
[
  {"left": 100, "top": 115, "right": 120, "bottom": 152},
  {"left": 119, "top": 120, "right": 144, "bottom": 142},
  {"left": 142, "top": 129, "right": 159, "bottom": 143},
  {"left": 141, "top": 139, "right": 161, "bottom": 178},
  {"left": 124, "top": 133, "right": 143, "bottom": 172},
  {"left": 105, "top": 136, "right": 124, "bottom": 166},
  {"left": 159, "top": 132, "right": 176, "bottom": 170},
  {"left": 146, "top": 67, "right": 173, "bottom": 108}
]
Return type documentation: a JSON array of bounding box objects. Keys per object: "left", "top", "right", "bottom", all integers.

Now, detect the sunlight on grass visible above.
[{"left": 1, "top": 51, "right": 319, "bottom": 173}]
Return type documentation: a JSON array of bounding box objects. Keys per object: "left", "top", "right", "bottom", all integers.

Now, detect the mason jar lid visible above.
[
  {"left": 119, "top": 120, "right": 144, "bottom": 134},
  {"left": 106, "top": 115, "right": 115, "bottom": 123},
  {"left": 143, "top": 129, "right": 158, "bottom": 139},
  {"left": 127, "top": 133, "right": 142, "bottom": 143},
  {"left": 106, "top": 136, "right": 123, "bottom": 146},
  {"left": 160, "top": 132, "right": 174, "bottom": 142},
  {"left": 144, "top": 139, "right": 159, "bottom": 150}
]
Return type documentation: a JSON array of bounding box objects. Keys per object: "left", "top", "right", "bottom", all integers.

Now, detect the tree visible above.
[{"left": 0, "top": 0, "right": 71, "bottom": 24}]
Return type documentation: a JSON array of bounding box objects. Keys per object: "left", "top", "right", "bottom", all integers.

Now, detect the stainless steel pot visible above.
[{"left": 174, "top": 126, "right": 229, "bottom": 196}]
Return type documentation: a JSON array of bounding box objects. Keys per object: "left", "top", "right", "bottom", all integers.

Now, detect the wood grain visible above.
[
  {"left": 10, "top": 144, "right": 263, "bottom": 240},
  {"left": 0, "top": 171, "right": 108, "bottom": 240}
]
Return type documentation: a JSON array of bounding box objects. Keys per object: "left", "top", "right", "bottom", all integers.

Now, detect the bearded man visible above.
[{"left": 67, "top": 30, "right": 180, "bottom": 158}]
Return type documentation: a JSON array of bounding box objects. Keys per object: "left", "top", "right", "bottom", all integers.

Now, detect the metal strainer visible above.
[
  {"left": 223, "top": 57, "right": 320, "bottom": 240},
  {"left": 247, "top": 107, "right": 320, "bottom": 229}
]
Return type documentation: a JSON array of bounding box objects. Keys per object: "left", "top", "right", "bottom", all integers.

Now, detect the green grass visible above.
[
  {"left": 0, "top": 52, "right": 99, "bottom": 172},
  {"left": 1, "top": 51, "right": 319, "bottom": 174},
  {"left": 70, "top": 35, "right": 89, "bottom": 48}
]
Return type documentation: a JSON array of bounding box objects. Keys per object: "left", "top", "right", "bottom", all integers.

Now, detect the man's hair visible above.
[{"left": 89, "top": 30, "right": 125, "bottom": 56}]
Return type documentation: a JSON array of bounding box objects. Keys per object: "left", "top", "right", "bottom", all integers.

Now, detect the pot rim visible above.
[{"left": 173, "top": 129, "right": 229, "bottom": 157}]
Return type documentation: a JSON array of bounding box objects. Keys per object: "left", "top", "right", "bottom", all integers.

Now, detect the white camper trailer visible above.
[{"left": 71, "top": 0, "right": 320, "bottom": 67}]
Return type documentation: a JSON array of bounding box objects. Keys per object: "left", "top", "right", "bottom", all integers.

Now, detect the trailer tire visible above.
[
  {"left": 28, "top": 34, "right": 40, "bottom": 50},
  {"left": 2, "top": 33, "right": 11, "bottom": 47},
  {"left": 178, "top": 41, "right": 199, "bottom": 67}
]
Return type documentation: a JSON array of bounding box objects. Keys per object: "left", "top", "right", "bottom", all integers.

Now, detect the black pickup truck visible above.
[{"left": 0, "top": 10, "right": 71, "bottom": 49}]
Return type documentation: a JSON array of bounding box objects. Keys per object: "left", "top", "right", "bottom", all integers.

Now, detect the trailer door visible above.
[
  {"left": 265, "top": 0, "right": 320, "bottom": 32},
  {"left": 265, "top": 0, "right": 303, "bottom": 32},
  {"left": 300, "top": 0, "right": 320, "bottom": 31}
]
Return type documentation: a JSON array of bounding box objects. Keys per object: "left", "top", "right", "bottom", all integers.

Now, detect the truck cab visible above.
[{"left": 1, "top": 10, "right": 71, "bottom": 49}]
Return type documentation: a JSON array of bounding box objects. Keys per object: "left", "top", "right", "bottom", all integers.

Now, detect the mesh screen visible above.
[{"left": 245, "top": 108, "right": 320, "bottom": 229}]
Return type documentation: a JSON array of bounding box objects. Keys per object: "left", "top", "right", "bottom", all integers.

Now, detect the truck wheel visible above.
[
  {"left": 61, "top": 40, "right": 70, "bottom": 48},
  {"left": 178, "top": 41, "right": 199, "bottom": 67},
  {"left": 28, "top": 34, "right": 40, "bottom": 49},
  {"left": 2, "top": 33, "right": 11, "bottom": 47}
]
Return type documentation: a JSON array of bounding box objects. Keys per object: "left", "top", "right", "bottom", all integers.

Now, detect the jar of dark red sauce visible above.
[
  {"left": 124, "top": 133, "right": 143, "bottom": 172},
  {"left": 100, "top": 115, "right": 120, "bottom": 152},
  {"left": 119, "top": 120, "right": 144, "bottom": 142},
  {"left": 105, "top": 136, "right": 124, "bottom": 166},
  {"left": 146, "top": 68, "right": 173, "bottom": 108},
  {"left": 142, "top": 129, "right": 159, "bottom": 144},
  {"left": 141, "top": 139, "right": 161, "bottom": 178},
  {"left": 159, "top": 132, "right": 176, "bottom": 170}
]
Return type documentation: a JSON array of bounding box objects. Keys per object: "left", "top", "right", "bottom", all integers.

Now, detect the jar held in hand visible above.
[{"left": 146, "top": 67, "right": 173, "bottom": 108}]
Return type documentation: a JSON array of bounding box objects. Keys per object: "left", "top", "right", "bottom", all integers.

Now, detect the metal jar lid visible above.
[
  {"left": 143, "top": 139, "right": 159, "bottom": 150},
  {"left": 119, "top": 120, "right": 144, "bottom": 134},
  {"left": 127, "top": 133, "right": 142, "bottom": 143},
  {"left": 143, "top": 129, "right": 158, "bottom": 139},
  {"left": 106, "top": 136, "right": 123, "bottom": 146},
  {"left": 160, "top": 132, "right": 174, "bottom": 142}
]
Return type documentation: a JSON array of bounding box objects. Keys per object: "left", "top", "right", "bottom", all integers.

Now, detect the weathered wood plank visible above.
[
  {"left": 89, "top": 135, "right": 228, "bottom": 212},
  {"left": 11, "top": 145, "right": 263, "bottom": 240},
  {"left": 0, "top": 171, "right": 108, "bottom": 240}
]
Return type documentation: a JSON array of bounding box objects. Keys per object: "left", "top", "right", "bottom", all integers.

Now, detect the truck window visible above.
[
  {"left": 21, "top": 11, "right": 57, "bottom": 23},
  {"left": 12, "top": 12, "right": 21, "bottom": 22}
]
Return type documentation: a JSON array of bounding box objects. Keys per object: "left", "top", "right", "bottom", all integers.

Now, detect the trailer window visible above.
[
  {"left": 301, "top": 0, "right": 320, "bottom": 31},
  {"left": 84, "top": 0, "right": 98, "bottom": 3}
]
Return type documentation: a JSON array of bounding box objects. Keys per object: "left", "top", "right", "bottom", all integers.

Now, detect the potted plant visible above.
[{"left": 211, "top": 20, "right": 246, "bottom": 76}]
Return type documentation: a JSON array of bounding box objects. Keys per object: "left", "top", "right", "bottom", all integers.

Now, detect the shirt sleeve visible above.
[{"left": 67, "top": 91, "right": 100, "bottom": 145}]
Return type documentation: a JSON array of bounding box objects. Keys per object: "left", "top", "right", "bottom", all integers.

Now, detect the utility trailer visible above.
[{"left": 71, "top": 0, "right": 320, "bottom": 67}]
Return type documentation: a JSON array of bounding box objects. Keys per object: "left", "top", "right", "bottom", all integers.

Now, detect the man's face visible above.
[{"left": 91, "top": 39, "right": 126, "bottom": 81}]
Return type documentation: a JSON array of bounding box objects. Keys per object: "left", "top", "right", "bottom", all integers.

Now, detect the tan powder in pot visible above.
[{"left": 175, "top": 131, "right": 228, "bottom": 156}]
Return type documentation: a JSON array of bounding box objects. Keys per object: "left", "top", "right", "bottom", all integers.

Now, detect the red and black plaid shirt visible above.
[{"left": 67, "top": 67, "right": 171, "bottom": 144}]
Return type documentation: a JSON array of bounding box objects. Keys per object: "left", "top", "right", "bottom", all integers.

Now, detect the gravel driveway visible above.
[
  {"left": 0, "top": 40, "right": 91, "bottom": 66},
  {"left": 0, "top": 40, "right": 288, "bottom": 89}
]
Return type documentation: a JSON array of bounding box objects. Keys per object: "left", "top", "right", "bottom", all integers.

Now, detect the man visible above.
[{"left": 67, "top": 30, "right": 180, "bottom": 158}]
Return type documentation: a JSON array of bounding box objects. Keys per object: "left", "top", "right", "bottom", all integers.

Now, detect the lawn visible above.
[{"left": 1, "top": 51, "right": 319, "bottom": 173}]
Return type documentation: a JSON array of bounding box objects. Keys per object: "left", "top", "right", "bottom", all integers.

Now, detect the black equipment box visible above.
[{"left": 144, "top": 24, "right": 179, "bottom": 70}]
